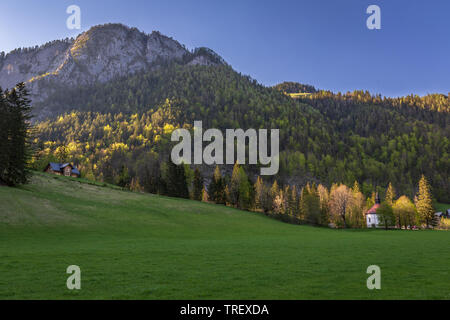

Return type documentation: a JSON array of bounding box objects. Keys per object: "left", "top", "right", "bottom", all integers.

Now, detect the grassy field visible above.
[
  {"left": 435, "top": 202, "right": 450, "bottom": 213},
  {"left": 0, "top": 172, "right": 449, "bottom": 300}
]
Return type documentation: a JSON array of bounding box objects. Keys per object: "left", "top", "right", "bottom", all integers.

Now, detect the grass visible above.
[
  {"left": 435, "top": 202, "right": 450, "bottom": 213},
  {"left": 0, "top": 172, "right": 449, "bottom": 300}
]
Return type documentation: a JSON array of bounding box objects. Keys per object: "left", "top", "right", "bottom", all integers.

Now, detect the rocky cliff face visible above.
[{"left": 0, "top": 23, "right": 223, "bottom": 103}]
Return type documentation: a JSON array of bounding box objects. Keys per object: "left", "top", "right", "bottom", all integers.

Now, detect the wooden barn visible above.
[{"left": 44, "top": 162, "right": 81, "bottom": 178}]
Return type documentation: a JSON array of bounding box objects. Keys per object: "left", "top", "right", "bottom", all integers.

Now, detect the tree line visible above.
[
  {"left": 0, "top": 83, "right": 32, "bottom": 186},
  {"left": 96, "top": 153, "right": 438, "bottom": 230},
  {"left": 201, "top": 163, "right": 437, "bottom": 229}
]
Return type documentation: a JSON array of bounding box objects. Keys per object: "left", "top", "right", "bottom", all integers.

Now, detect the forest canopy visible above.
[{"left": 30, "top": 64, "right": 449, "bottom": 202}]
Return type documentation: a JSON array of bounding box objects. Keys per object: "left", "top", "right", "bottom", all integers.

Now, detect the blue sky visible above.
[{"left": 0, "top": 0, "right": 448, "bottom": 97}]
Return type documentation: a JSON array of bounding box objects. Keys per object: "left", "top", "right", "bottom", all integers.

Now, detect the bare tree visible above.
[{"left": 330, "top": 184, "right": 352, "bottom": 228}]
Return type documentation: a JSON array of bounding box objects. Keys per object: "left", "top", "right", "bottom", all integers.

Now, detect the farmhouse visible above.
[
  {"left": 365, "top": 193, "right": 381, "bottom": 228},
  {"left": 44, "top": 162, "right": 81, "bottom": 177},
  {"left": 435, "top": 210, "right": 450, "bottom": 219}
]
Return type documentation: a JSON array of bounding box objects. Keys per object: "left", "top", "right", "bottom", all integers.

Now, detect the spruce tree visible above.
[
  {"left": 289, "top": 185, "right": 298, "bottom": 217},
  {"left": 0, "top": 83, "right": 32, "bottom": 186},
  {"left": 416, "top": 175, "right": 434, "bottom": 228},
  {"left": 299, "top": 186, "right": 309, "bottom": 221},
  {"left": 0, "top": 87, "right": 9, "bottom": 182},
  {"left": 304, "top": 183, "right": 321, "bottom": 225},
  {"left": 254, "top": 176, "right": 265, "bottom": 211},
  {"left": 176, "top": 164, "right": 189, "bottom": 199},
  {"left": 237, "top": 166, "right": 251, "bottom": 210},
  {"left": 269, "top": 180, "right": 280, "bottom": 213},
  {"left": 385, "top": 182, "right": 396, "bottom": 206},
  {"left": 166, "top": 161, "right": 189, "bottom": 198},
  {"left": 192, "top": 168, "right": 203, "bottom": 201},
  {"left": 352, "top": 181, "right": 360, "bottom": 194},
  {"left": 350, "top": 181, "right": 365, "bottom": 228},
  {"left": 228, "top": 162, "right": 241, "bottom": 207},
  {"left": 209, "top": 165, "right": 225, "bottom": 204},
  {"left": 317, "top": 184, "right": 330, "bottom": 226},
  {"left": 201, "top": 187, "right": 209, "bottom": 202}
]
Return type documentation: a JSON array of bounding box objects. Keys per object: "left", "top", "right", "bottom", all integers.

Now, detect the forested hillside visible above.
[{"left": 31, "top": 62, "right": 449, "bottom": 202}]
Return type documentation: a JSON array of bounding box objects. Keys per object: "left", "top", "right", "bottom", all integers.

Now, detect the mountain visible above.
[
  {"left": 1, "top": 23, "right": 448, "bottom": 202},
  {"left": 0, "top": 23, "right": 223, "bottom": 118}
]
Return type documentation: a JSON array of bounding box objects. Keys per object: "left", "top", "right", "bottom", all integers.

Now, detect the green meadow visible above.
[{"left": 0, "top": 172, "right": 449, "bottom": 300}]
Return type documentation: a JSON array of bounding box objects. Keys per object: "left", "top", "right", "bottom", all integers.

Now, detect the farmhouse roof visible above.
[
  {"left": 49, "top": 162, "right": 61, "bottom": 171},
  {"left": 47, "top": 162, "right": 80, "bottom": 176}
]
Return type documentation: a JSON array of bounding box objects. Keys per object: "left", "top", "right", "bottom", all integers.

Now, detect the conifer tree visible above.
[
  {"left": 0, "top": 83, "right": 32, "bottom": 186},
  {"left": 166, "top": 161, "right": 189, "bottom": 198},
  {"left": 237, "top": 166, "right": 251, "bottom": 210},
  {"left": 228, "top": 162, "right": 241, "bottom": 207},
  {"left": 385, "top": 182, "right": 396, "bottom": 206},
  {"left": 269, "top": 180, "right": 280, "bottom": 212},
  {"left": 298, "top": 186, "right": 308, "bottom": 221},
  {"left": 209, "top": 166, "right": 225, "bottom": 204},
  {"left": 192, "top": 168, "right": 203, "bottom": 201},
  {"left": 201, "top": 187, "right": 209, "bottom": 202},
  {"left": 350, "top": 181, "right": 365, "bottom": 228},
  {"left": 317, "top": 184, "right": 330, "bottom": 226},
  {"left": 224, "top": 185, "right": 231, "bottom": 205},
  {"left": 352, "top": 181, "right": 360, "bottom": 194},
  {"left": 304, "top": 183, "right": 321, "bottom": 225},
  {"left": 289, "top": 185, "right": 298, "bottom": 216},
  {"left": 283, "top": 185, "right": 291, "bottom": 215},
  {"left": 254, "top": 176, "right": 266, "bottom": 211},
  {"left": 0, "top": 87, "right": 9, "bottom": 180},
  {"left": 416, "top": 175, "right": 434, "bottom": 228}
]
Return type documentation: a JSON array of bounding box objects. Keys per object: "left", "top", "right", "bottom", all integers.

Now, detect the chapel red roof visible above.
[{"left": 366, "top": 203, "right": 380, "bottom": 215}]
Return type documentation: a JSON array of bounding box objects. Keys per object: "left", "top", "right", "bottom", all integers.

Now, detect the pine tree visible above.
[
  {"left": 283, "top": 185, "right": 290, "bottom": 215},
  {"left": 385, "top": 182, "right": 396, "bottom": 206},
  {"left": 317, "top": 184, "right": 330, "bottom": 226},
  {"left": 224, "top": 185, "right": 231, "bottom": 205},
  {"left": 269, "top": 180, "right": 280, "bottom": 213},
  {"left": 209, "top": 166, "right": 225, "bottom": 204},
  {"left": 166, "top": 161, "right": 189, "bottom": 198},
  {"left": 352, "top": 181, "right": 360, "bottom": 194},
  {"left": 272, "top": 189, "right": 284, "bottom": 214},
  {"left": 298, "top": 186, "right": 309, "bottom": 221},
  {"left": 304, "top": 183, "right": 321, "bottom": 225},
  {"left": 289, "top": 185, "right": 298, "bottom": 216},
  {"left": 228, "top": 162, "right": 241, "bottom": 207},
  {"left": 201, "top": 187, "right": 209, "bottom": 202},
  {"left": 176, "top": 164, "right": 189, "bottom": 199},
  {"left": 254, "top": 176, "right": 266, "bottom": 211},
  {"left": 0, "top": 87, "right": 9, "bottom": 181},
  {"left": 237, "top": 166, "right": 251, "bottom": 210},
  {"left": 184, "top": 164, "right": 194, "bottom": 196},
  {"left": 350, "top": 181, "right": 365, "bottom": 228},
  {"left": 192, "top": 168, "right": 203, "bottom": 201},
  {"left": 0, "top": 83, "right": 33, "bottom": 186},
  {"left": 416, "top": 175, "right": 434, "bottom": 228}
]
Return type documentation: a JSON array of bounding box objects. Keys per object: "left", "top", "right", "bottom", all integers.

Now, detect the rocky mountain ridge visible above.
[{"left": 0, "top": 23, "right": 223, "bottom": 101}]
